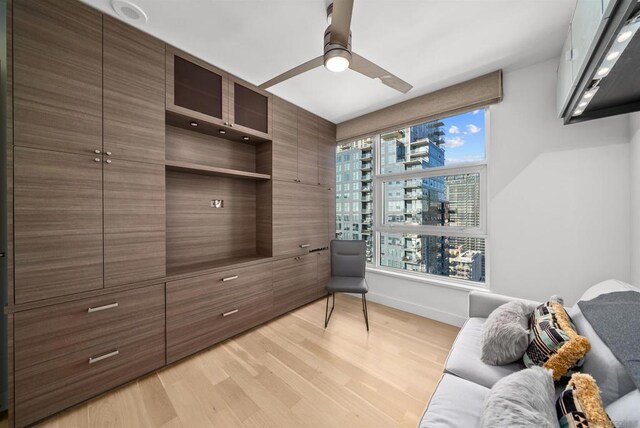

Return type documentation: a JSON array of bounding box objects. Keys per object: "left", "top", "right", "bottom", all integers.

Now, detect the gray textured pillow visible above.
[
  {"left": 481, "top": 367, "right": 557, "bottom": 428},
  {"left": 481, "top": 300, "right": 532, "bottom": 365}
]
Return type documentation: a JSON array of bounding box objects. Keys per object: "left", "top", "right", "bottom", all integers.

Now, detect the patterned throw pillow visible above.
[
  {"left": 523, "top": 297, "right": 591, "bottom": 380},
  {"left": 556, "top": 373, "right": 615, "bottom": 428}
]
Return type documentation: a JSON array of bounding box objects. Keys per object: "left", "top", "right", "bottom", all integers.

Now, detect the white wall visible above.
[
  {"left": 630, "top": 112, "right": 640, "bottom": 286},
  {"left": 365, "top": 57, "right": 632, "bottom": 326}
]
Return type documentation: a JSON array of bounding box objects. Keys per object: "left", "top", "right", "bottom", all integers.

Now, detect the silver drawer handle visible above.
[
  {"left": 299, "top": 244, "right": 310, "bottom": 248},
  {"left": 222, "top": 275, "right": 239, "bottom": 282},
  {"left": 222, "top": 309, "right": 239, "bottom": 317},
  {"left": 89, "top": 350, "right": 119, "bottom": 364},
  {"left": 87, "top": 302, "right": 119, "bottom": 313}
]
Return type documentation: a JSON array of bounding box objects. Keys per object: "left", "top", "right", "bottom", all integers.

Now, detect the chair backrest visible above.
[{"left": 330, "top": 240, "right": 366, "bottom": 278}]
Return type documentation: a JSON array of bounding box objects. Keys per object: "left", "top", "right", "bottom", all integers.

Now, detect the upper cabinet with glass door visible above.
[{"left": 166, "top": 47, "right": 272, "bottom": 142}]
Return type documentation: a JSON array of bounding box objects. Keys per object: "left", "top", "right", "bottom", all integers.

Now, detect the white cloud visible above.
[
  {"left": 472, "top": 110, "right": 480, "bottom": 115},
  {"left": 443, "top": 137, "right": 464, "bottom": 149},
  {"left": 466, "top": 124, "right": 481, "bottom": 134},
  {"left": 445, "top": 154, "right": 485, "bottom": 165},
  {"left": 448, "top": 125, "right": 460, "bottom": 134}
]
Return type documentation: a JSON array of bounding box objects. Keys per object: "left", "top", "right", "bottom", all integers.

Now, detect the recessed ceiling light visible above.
[
  {"left": 218, "top": 129, "right": 226, "bottom": 135},
  {"left": 617, "top": 30, "right": 633, "bottom": 43},
  {"left": 606, "top": 51, "right": 620, "bottom": 61},
  {"left": 189, "top": 121, "right": 198, "bottom": 127},
  {"left": 242, "top": 136, "right": 250, "bottom": 141},
  {"left": 111, "top": 0, "right": 148, "bottom": 23},
  {"left": 596, "top": 67, "right": 610, "bottom": 77}
]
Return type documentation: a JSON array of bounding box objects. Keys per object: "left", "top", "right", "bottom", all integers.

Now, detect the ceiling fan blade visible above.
[
  {"left": 259, "top": 56, "right": 324, "bottom": 89},
  {"left": 351, "top": 52, "right": 413, "bottom": 93},
  {"left": 329, "top": 0, "right": 354, "bottom": 47}
]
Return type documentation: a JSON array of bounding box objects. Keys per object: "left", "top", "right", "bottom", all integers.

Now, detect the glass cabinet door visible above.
[{"left": 229, "top": 78, "right": 272, "bottom": 137}]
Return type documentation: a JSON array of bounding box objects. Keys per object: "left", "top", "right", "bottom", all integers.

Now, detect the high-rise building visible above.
[{"left": 448, "top": 248, "right": 483, "bottom": 282}]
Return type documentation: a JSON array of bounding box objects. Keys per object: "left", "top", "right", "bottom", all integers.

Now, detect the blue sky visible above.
[{"left": 439, "top": 109, "right": 486, "bottom": 165}]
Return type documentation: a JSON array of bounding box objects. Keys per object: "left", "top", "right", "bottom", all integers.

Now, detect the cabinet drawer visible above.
[
  {"left": 167, "top": 263, "right": 273, "bottom": 363},
  {"left": 15, "top": 284, "right": 165, "bottom": 371},
  {"left": 15, "top": 285, "right": 165, "bottom": 427},
  {"left": 273, "top": 254, "right": 317, "bottom": 316}
]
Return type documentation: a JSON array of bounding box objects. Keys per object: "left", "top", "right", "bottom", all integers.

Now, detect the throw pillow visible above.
[
  {"left": 481, "top": 300, "right": 532, "bottom": 365},
  {"left": 523, "top": 298, "right": 591, "bottom": 380},
  {"left": 481, "top": 366, "right": 557, "bottom": 428},
  {"left": 556, "top": 373, "right": 615, "bottom": 428}
]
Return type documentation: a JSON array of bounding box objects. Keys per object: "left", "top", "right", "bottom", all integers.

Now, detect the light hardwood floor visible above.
[{"left": 21, "top": 294, "right": 459, "bottom": 428}]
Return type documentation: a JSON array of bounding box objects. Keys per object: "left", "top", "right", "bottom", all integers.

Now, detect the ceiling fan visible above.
[{"left": 259, "top": 0, "right": 413, "bottom": 93}]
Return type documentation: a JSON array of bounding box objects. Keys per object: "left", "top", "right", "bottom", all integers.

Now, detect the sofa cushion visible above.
[
  {"left": 523, "top": 299, "right": 590, "bottom": 380},
  {"left": 445, "top": 317, "right": 525, "bottom": 388},
  {"left": 566, "top": 304, "right": 636, "bottom": 406},
  {"left": 419, "top": 374, "right": 488, "bottom": 428},
  {"left": 480, "top": 300, "right": 531, "bottom": 365},
  {"left": 578, "top": 279, "right": 639, "bottom": 302},
  {"left": 481, "top": 367, "right": 557, "bottom": 428},
  {"left": 605, "top": 389, "right": 640, "bottom": 427},
  {"left": 556, "top": 373, "right": 614, "bottom": 428}
]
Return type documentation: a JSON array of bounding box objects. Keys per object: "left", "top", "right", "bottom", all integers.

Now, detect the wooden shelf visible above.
[
  {"left": 166, "top": 255, "right": 273, "bottom": 282},
  {"left": 165, "top": 160, "right": 271, "bottom": 180}
]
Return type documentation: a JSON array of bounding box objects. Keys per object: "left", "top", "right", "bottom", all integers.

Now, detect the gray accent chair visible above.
[{"left": 324, "top": 240, "right": 369, "bottom": 331}]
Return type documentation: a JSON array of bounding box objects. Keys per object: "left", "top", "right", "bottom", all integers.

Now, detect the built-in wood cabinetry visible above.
[{"left": 6, "top": 0, "right": 336, "bottom": 426}]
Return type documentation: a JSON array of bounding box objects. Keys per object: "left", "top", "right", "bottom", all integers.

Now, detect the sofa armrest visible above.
[{"left": 468, "top": 291, "right": 539, "bottom": 318}]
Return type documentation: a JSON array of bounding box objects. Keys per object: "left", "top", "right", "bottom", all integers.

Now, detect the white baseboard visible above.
[{"left": 365, "top": 292, "right": 467, "bottom": 327}]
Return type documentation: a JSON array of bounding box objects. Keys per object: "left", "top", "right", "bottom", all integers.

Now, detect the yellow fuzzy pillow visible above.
[
  {"left": 523, "top": 299, "right": 591, "bottom": 380},
  {"left": 556, "top": 373, "right": 615, "bottom": 428}
]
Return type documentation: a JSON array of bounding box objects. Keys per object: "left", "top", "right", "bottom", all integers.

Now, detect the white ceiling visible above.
[{"left": 81, "top": 0, "right": 576, "bottom": 123}]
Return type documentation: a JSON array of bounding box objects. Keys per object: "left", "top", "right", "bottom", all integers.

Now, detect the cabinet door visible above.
[
  {"left": 14, "top": 148, "right": 103, "bottom": 303},
  {"left": 314, "top": 250, "right": 331, "bottom": 301},
  {"left": 103, "top": 16, "right": 165, "bottom": 164},
  {"left": 13, "top": 0, "right": 102, "bottom": 155},
  {"left": 166, "top": 47, "right": 229, "bottom": 126},
  {"left": 571, "top": 0, "right": 603, "bottom": 82},
  {"left": 297, "top": 109, "right": 319, "bottom": 185},
  {"left": 309, "top": 185, "right": 330, "bottom": 250},
  {"left": 318, "top": 118, "right": 336, "bottom": 187},
  {"left": 104, "top": 159, "right": 166, "bottom": 288},
  {"left": 273, "top": 255, "right": 316, "bottom": 316},
  {"left": 557, "top": 28, "right": 575, "bottom": 118},
  {"left": 326, "top": 187, "right": 336, "bottom": 243},
  {"left": 273, "top": 181, "right": 311, "bottom": 256},
  {"left": 272, "top": 98, "right": 299, "bottom": 182},
  {"left": 228, "top": 77, "right": 272, "bottom": 139}
]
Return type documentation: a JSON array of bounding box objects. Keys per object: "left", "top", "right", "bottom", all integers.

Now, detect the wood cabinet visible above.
[
  {"left": 297, "top": 109, "right": 318, "bottom": 185},
  {"left": 166, "top": 49, "right": 272, "bottom": 140},
  {"left": 272, "top": 98, "right": 299, "bottom": 182},
  {"left": 103, "top": 159, "right": 166, "bottom": 287},
  {"left": 314, "top": 250, "right": 331, "bottom": 301},
  {"left": 14, "top": 284, "right": 166, "bottom": 427},
  {"left": 273, "top": 254, "right": 317, "bottom": 316},
  {"left": 103, "top": 16, "right": 165, "bottom": 164},
  {"left": 166, "top": 263, "right": 273, "bottom": 363},
  {"left": 13, "top": 0, "right": 102, "bottom": 155},
  {"left": 14, "top": 147, "right": 104, "bottom": 304},
  {"left": 318, "top": 118, "right": 337, "bottom": 187}
]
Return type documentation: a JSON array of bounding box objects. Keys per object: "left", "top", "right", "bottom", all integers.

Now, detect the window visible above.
[{"left": 335, "top": 109, "right": 487, "bottom": 285}]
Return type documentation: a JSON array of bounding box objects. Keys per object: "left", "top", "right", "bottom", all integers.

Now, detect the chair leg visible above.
[
  {"left": 324, "top": 292, "right": 335, "bottom": 328},
  {"left": 362, "top": 293, "right": 369, "bottom": 331}
]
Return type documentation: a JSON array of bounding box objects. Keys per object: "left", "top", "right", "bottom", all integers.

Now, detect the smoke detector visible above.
[{"left": 111, "top": 0, "right": 148, "bottom": 23}]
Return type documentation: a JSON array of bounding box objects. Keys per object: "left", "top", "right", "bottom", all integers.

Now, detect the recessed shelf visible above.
[
  {"left": 165, "top": 160, "right": 271, "bottom": 180},
  {"left": 166, "top": 109, "right": 271, "bottom": 144},
  {"left": 166, "top": 255, "right": 273, "bottom": 282}
]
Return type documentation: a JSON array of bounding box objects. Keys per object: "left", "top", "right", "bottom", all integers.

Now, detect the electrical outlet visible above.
[{"left": 210, "top": 200, "right": 224, "bottom": 208}]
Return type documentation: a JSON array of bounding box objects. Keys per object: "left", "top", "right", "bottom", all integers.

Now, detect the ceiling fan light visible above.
[{"left": 324, "top": 49, "right": 351, "bottom": 73}]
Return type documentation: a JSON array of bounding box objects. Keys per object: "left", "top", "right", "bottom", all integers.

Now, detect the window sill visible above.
[{"left": 365, "top": 266, "right": 490, "bottom": 293}]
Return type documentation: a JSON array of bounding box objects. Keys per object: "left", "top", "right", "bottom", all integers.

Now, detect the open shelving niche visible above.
[{"left": 165, "top": 121, "right": 273, "bottom": 279}]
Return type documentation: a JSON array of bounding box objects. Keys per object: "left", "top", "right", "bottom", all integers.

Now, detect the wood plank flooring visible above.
[{"left": 18, "top": 295, "right": 460, "bottom": 428}]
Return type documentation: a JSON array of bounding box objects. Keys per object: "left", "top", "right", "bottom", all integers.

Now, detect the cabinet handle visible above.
[
  {"left": 300, "top": 244, "right": 310, "bottom": 248},
  {"left": 222, "top": 275, "right": 238, "bottom": 282},
  {"left": 105, "top": 159, "right": 112, "bottom": 164},
  {"left": 87, "top": 302, "right": 119, "bottom": 313},
  {"left": 89, "top": 350, "right": 119, "bottom": 364},
  {"left": 94, "top": 158, "right": 101, "bottom": 162},
  {"left": 222, "top": 309, "right": 239, "bottom": 317},
  {"left": 105, "top": 151, "right": 112, "bottom": 156},
  {"left": 94, "top": 149, "right": 101, "bottom": 154},
  {"left": 224, "top": 121, "right": 229, "bottom": 126}
]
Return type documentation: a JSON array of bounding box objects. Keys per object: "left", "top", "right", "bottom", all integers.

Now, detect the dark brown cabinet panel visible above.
[
  {"left": 13, "top": 0, "right": 102, "bottom": 155},
  {"left": 166, "top": 264, "right": 273, "bottom": 363},
  {"left": 297, "top": 109, "right": 319, "bottom": 185},
  {"left": 229, "top": 77, "right": 272, "bottom": 138},
  {"left": 272, "top": 98, "right": 298, "bottom": 182},
  {"left": 318, "top": 118, "right": 336, "bottom": 187},
  {"left": 166, "top": 47, "right": 229, "bottom": 127},
  {"left": 103, "top": 16, "right": 165, "bottom": 164},
  {"left": 14, "top": 284, "right": 166, "bottom": 427},
  {"left": 314, "top": 250, "right": 331, "bottom": 300},
  {"left": 14, "top": 148, "right": 104, "bottom": 304},
  {"left": 273, "top": 254, "right": 316, "bottom": 316},
  {"left": 104, "top": 159, "right": 166, "bottom": 288}
]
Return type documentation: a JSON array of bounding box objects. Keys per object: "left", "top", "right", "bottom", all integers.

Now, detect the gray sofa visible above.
[{"left": 418, "top": 279, "right": 640, "bottom": 427}]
